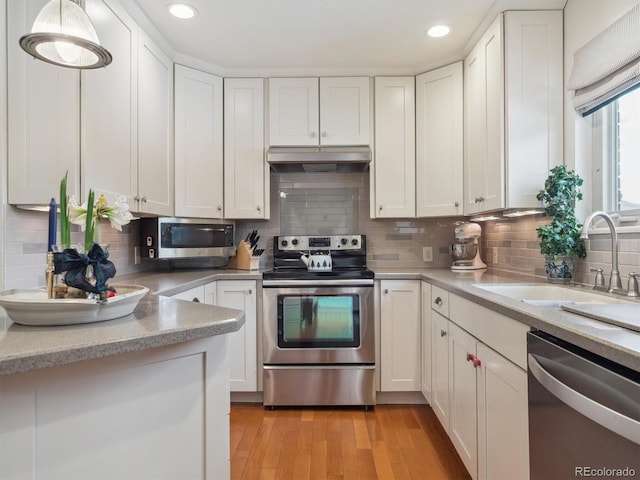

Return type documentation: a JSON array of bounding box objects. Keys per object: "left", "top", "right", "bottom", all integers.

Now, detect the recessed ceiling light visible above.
[
  {"left": 167, "top": 3, "right": 197, "bottom": 19},
  {"left": 427, "top": 25, "right": 451, "bottom": 38}
]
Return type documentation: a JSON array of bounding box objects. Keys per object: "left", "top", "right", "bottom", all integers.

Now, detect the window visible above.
[{"left": 601, "top": 87, "right": 640, "bottom": 213}]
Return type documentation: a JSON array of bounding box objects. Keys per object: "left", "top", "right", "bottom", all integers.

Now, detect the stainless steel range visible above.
[{"left": 262, "top": 234, "right": 375, "bottom": 407}]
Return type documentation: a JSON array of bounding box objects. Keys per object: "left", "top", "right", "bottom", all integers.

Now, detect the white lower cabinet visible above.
[
  {"left": 431, "top": 310, "right": 450, "bottom": 429},
  {"left": 428, "top": 286, "right": 530, "bottom": 480},
  {"left": 169, "top": 285, "right": 206, "bottom": 303},
  {"left": 477, "top": 343, "right": 529, "bottom": 480},
  {"left": 216, "top": 280, "right": 257, "bottom": 392},
  {"left": 380, "top": 280, "right": 421, "bottom": 391},
  {"left": 421, "top": 281, "right": 432, "bottom": 403},
  {"left": 449, "top": 322, "right": 479, "bottom": 479}
]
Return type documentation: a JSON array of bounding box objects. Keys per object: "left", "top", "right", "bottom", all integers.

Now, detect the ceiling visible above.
[{"left": 127, "top": 0, "right": 566, "bottom": 76}]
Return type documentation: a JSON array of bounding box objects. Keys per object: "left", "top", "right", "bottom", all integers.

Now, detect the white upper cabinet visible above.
[
  {"left": 137, "top": 31, "right": 174, "bottom": 216},
  {"left": 82, "top": 0, "right": 138, "bottom": 206},
  {"left": 464, "top": 10, "right": 563, "bottom": 215},
  {"left": 268, "top": 77, "right": 370, "bottom": 146},
  {"left": 224, "top": 78, "right": 268, "bottom": 219},
  {"left": 82, "top": 0, "right": 173, "bottom": 215},
  {"left": 269, "top": 77, "right": 319, "bottom": 146},
  {"left": 7, "top": 0, "right": 80, "bottom": 205},
  {"left": 174, "top": 65, "right": 224, "bottom": 218},
  {"left": 319, "top": 77, "right": 370, "bottom": 145},
  {"left": 416, "top": 62, "right": 463, "bottom": 217},
  {"left": 372, "top": 76, "right": 416, "bottom": 218}
]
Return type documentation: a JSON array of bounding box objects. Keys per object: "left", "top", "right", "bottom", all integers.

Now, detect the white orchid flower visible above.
[
  {"left": 67, "top": 194, "right": 133, "bottom": 232},
  {"left": 68, "top": 195, "right": 89, "bottom": 231}
]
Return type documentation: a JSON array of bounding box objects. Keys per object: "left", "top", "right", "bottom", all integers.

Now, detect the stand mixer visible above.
[{"left": 451, "top": 222, "right": 487, "bottom": 271}]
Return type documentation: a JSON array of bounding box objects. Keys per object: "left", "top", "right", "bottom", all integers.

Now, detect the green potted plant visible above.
[{"left": 536, "top": 165, "right": 587, "bottom": 283}]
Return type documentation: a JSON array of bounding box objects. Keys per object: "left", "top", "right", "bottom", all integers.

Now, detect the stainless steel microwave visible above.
[{"left": 140, "top": 218, "right": 235, "bottom": 260}]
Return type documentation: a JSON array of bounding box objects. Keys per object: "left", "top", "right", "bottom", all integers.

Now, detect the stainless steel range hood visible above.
[{"left": 266, "top": 146, "right": 372, "bottom": 173}]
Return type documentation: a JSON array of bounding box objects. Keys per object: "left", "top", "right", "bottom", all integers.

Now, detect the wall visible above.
[
  {"left": 480, "top": 215, "right": 640, "bottom": 287},
  {"left": 236, "top": 172, "right": 458, "bottom": 271},
  {"left": 2, "top": 206, "right": 146, "bottom": 290}
]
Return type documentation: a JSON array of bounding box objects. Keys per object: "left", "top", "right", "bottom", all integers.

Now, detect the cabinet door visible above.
[
  {"left": 137, "top": 31, "right": 173, "bottom": 216},
  {"left": 319, "top": 77, "right": 370, "bottom": 145},
  {"left": 477, "top": 343, "right": 529, "bottom": 480},
  {"left": 449, "top": 323, "right": 478, "bottom": 480},
  {"left": 505, "top": 10, "right": 563, "bottom": 209},
  {"left": 174, "top": 65, "right": 224, "bottom": 218},
  {"left": 373, "top": 77, "right": 416, "bottom": 218},
  {"left": 416, "top": 63, "right": 463, "bottom": 217},
  {"left": 216, "top": 281, "right": 257, "bottom": 392},
  {"left": 7, "top": 0, "right": 80, "bottom": 205},
  {"left": 431, "top": 311, "right": 450, "bottom": 430},
  {"left": 170, "top": 285, "right": 205, "bottom": 303},
  {"left": 82, "top": 0, "right": 138, "bottom": 205},
  {"left": 421, "top": 282, "right": 432, "bottom": 403},
  {"left": 224, "top": 78, "right": 267, "bottom": 219},
  {"left": 380, "top": 280, "right": 421, "bottom": 391},
  {"left": 268, "top": 78, "right": 319, "bottom": 146},
  {"left": 464, "top": 15, "right": 504, "bottom": 215}
]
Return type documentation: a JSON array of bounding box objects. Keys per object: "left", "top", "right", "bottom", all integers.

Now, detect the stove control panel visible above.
[{"left": 278, "top": 235, "right": 363, "bottom": 251}]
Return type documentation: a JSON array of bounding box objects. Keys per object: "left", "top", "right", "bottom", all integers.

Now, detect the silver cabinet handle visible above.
[
  {"left": 192, "top": 297, "right": 200, "bottom": 303},
  {"left": 384, "top": 288, "right": 388, "bottom": 294},
  {"left": 134, "top": 195, "right": 140, "bottom": 202},
  {"left": 454, "top": 201, "right": 459, "bottom": 207},
  {"left": 256, "top": 206, "right": 261, "bottom": 212},
  {"left": 528, "top": 353, "right": 640, "bottom": 445},
  {"left": 141, "top": 196, "right": 147, "bottom": 203},
  {"left": 217, "top": 205, "right": 222, "bottom": 211},
  {"left": 434, "top": 297, "right": 443, "bottom": 306},
  {"left": 379, "top": 205, "right": 383, "bottom": 211},
  {"left": 310, "top": 131, "right": 317, "bottom": 138},
  {"left": 440, "top": 330, "right": 447, "bottom": 337},
  {"left": 247, "top": 289, "right": 252, "bottom": 295}
]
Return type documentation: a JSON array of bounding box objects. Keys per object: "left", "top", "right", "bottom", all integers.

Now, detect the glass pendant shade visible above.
[{"left": 19, "top": 0, "right": 112, "bottom": 69}]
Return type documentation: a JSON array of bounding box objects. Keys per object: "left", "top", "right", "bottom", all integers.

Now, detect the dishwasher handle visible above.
[{"left": 528, "top": 353, "right": 640, "bottom": 446}]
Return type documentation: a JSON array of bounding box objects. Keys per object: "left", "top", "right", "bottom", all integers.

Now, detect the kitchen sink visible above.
[{"left": 473, "top": 284, "right": 633, "bottom": 305}]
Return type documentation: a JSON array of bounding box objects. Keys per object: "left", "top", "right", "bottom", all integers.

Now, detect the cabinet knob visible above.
[
  {"left": 467, "top": 353, "right": 482, "bottom": 367},
  {"left": 322, "top": 131, "right": 327, "bottom": 138},
  {"left": 141, "top": 196, "right": 148, "bottom": 203},
  {"left": 256, "top": 206, "right": 261, "bottom": 212},
  {"left": 379, "top": 205, "right": 383, "bottom": 211},
  {"left": 384, "top": 288, "right": 389, "bottom": 294},
  {"left": 478, "top": 196, "right": 485, "bottom": 202},
  {"left": 310, "top": 131, "right": 317, "bottom": 138},
  {"left": 134, "top": 195, "right": 141, "bottom": 202},
  {"left": 192, "top": 297, "right": 200, "bottom": 303},
  {"left": 440, "top": 330, "right": 447, "bottom": 337},
  {"left": 434, "top": 297, "right": 443, "bottom": 306},
  {"left": 217, "top": 205, "right": 222, "bottom": 211},
  {"left": 247, "top": 289, "right": 253, "bottom": 295},
  {"left": 455, "top": 201, "right": 459, "bottom": 207}
]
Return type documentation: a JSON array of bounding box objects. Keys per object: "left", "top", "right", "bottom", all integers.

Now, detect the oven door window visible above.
[{"left": 277, "top": 295, "right": 360, "bottom": 348}]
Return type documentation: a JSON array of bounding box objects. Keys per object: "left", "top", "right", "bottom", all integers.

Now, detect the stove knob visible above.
[
  {"left": 280, "top": 239, "right": 288, "bottom": 247},
  {"left": 292, "top": 238, "right": 299, "bottom": 246},
  {"left": 351, "top": 238, "right": 359, "bottom": 246},
  {"left": 340, "top": 238, "right": 348, "bottom": 245}
]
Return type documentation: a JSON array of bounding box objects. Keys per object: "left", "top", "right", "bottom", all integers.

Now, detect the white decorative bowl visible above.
[{"left": 0, "top": 284, "right": 149, "bottom": 326}]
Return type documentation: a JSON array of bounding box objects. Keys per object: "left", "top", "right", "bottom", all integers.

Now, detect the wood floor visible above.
[{"left": 230, "top": 403, "right": 471, "bottom": 480}]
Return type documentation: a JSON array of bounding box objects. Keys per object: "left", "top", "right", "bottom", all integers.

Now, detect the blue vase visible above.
[{"left": 545, "top": 255, "right": 574, "bottom": 283}]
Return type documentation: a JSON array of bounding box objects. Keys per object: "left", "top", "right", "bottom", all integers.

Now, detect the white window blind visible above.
[{"left": 567, "top": 3, "right": 640, "bottom": 116}]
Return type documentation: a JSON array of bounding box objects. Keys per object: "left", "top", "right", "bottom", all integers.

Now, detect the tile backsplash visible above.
[{"left": 4, "top": 172, "right": 639, "bottom": 289}]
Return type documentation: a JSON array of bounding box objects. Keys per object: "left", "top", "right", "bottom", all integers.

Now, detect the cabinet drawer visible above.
[
  {"left": 449, "top": 293, "right": 529, "bottom": 369},
  {"left": 431, "top": 286, "right": 450, "bottom": 318}
]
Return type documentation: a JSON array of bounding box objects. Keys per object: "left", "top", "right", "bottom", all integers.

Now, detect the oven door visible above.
[{"left": 263, "top": 280, "right": 374, "bottom": 365}]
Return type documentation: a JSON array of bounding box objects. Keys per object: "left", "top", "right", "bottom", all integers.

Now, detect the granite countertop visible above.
[
  {"left": 375, "top": 267, "right": 640, "bottom": 372},
  {"left": 0, "top": 288, "right": 245, "bottom": 376},
  {"left": 2, "top": 265, "right": 638, "bottom": 375}
]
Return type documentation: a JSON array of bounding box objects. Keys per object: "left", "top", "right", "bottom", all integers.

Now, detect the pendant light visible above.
[{"left": 19, "top": 0, "right": 112, "bottom": 69}]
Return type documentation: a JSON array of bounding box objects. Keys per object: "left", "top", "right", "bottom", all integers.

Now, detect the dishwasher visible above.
[{"left": 527, "top": 331, "right": 640, "bottom": 480}]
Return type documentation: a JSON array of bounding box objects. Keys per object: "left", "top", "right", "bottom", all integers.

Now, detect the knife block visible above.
[{"left": 228, "top": 241, "right": 260, "bottom": 271}]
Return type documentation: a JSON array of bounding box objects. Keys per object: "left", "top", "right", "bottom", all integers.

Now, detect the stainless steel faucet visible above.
[{"left": 580, "top": 211, "right": 623, "bottom": 293}]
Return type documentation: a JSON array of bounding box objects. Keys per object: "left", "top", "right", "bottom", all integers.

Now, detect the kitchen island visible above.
[{"left": 0, "top": 289, "right": 245, "bottom": 480}]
